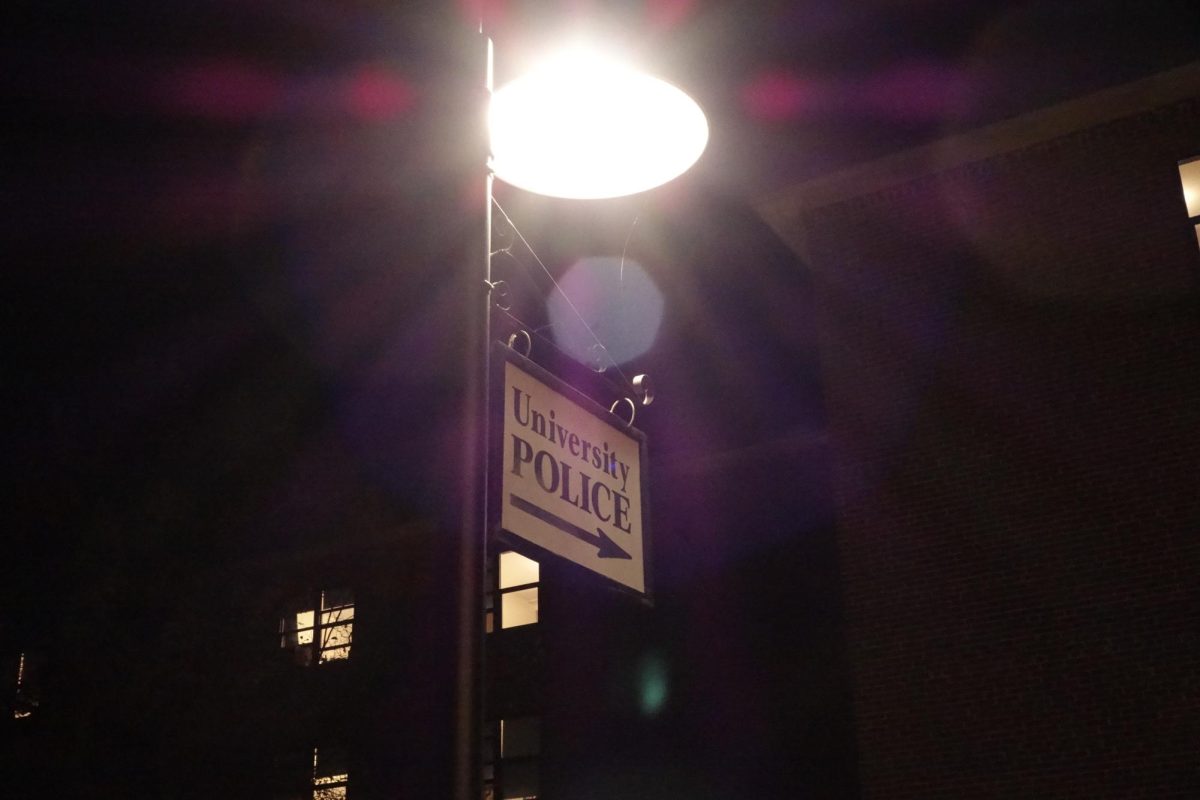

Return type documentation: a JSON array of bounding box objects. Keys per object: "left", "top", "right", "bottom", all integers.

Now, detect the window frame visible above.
[
  {"left": 499, "top": 716, "right": 541, "bottom": 800},
  {"left": 483, "top": 716, "right": 541, "bottom": 800},
  {"left": 311, "top": 745, "right": 350, "bottom": 800},
  {"left": 487, "top": 551, "right": 540, "bottom": 631},
  {"left": 7, "top": 651, "right": 40, "bottom": 720}
]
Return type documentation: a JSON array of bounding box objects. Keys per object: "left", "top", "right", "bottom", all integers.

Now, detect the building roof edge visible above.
[{"left": 757, "top": 60, "right": 1200, "bottom": 253}]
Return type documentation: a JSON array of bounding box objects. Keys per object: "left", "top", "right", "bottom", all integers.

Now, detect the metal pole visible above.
[{"left": 453, "top": 30, "right": 493, "bottom": 800}]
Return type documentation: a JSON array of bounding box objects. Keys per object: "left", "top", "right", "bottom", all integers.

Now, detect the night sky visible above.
[{"left": 9, "top": 0, "right": 1200, "bottom": 609}]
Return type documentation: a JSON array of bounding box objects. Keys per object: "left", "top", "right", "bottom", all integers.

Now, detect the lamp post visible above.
[{"left": 453, "top": 34, "right": 708, "bottom": 800}]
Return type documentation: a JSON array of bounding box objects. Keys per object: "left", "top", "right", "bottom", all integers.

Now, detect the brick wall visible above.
[{"left": 802, "top": 98, "right": 1200, "bottom": 797}]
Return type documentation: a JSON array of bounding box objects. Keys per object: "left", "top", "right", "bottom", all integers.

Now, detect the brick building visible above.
[{"left": 761, "top": 62, "right": 1200, "bottom": 798}]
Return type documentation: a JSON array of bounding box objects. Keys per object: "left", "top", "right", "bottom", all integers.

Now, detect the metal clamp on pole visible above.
[
  {"left": 506, "top": 329, "right": 532, "bottom": 357},
  {"left": 610, "top": 396, "right": 637, "bottom": 427}
]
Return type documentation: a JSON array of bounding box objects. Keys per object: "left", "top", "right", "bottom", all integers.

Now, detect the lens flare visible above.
[
  {"left": 638, "top": 652, "right": 669, "bottom": 716},
  {"left": 547, "top": 256, "right": 664, "bottom": 368}
]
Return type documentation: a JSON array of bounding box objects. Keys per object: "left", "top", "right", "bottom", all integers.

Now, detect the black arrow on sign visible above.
[{"left": 509, "top": 494, "right": 632, "bottom": 560}]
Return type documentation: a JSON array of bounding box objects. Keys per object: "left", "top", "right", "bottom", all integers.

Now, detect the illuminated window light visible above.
[
  {"left": 280, "top": 590, "right": 354, "bottom": 665},
  {"left": 11, "top": 651, "right": 39, "bottom": 720},
  {"left": 312, "top": 747, "right": 349, "bottom": 800},
  {"left": 1179, "top": 157, "right": 1200, "bottom": 248},
  {"left": 496, "top": 551, "right": 539, "bottom": 629}
]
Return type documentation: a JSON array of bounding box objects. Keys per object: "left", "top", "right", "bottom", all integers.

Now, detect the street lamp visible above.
[
  {"left": 454, "top": 34, "right": 708, "bottom": 800},
  {"left": 489, "top": 44, "right": 709, "bottom": 199}
]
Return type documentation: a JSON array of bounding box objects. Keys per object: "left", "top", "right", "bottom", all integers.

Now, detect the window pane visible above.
[
  {"left": 321, "top": 605, "right": 354, "bottom": 626},
  {"left": 321, "top": 588, "right": 353, "bottom": 607},
  {"left": 1180, "top": 157, "right": 1200, "bottom": 218},
  {"left": 313, "top": 747, "right": 348, "bottom": 784},
  {"left": 322, "top": 623, "right": 353, "bottom": 649},
  {"left": 501, "top": 588, "right": 538, "bottom": 628},
  {"left": 502, "top": 760, "right": 538, "bottom": 799},
  {"left": 282, "top": 611, "right": 316, "bottom": 648},
  {"left": 319, "top": 621, "right": 353, "bottom": 662},
  {"left": 499, "top": 551, "right": 539, "bottom": 589},
  {"left": 321, "top": 589, "right": 354, "bottom": 617},
  {"left": 501, "top": 718, "right": 540, "bottom": 758}
]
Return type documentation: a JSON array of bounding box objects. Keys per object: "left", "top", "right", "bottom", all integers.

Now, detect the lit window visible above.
[
  {"left": 1179, "top": 156, "right": 1200, "bottom": 247},
  {"left": 492, "top": 551, "right": 539, "bottom": 630},
  {"left": 10, "top": 651, "right": 39, "bottom": 720},
  {"left": 311, "top": 746, "right": 349, "bottom": 800},
  {"left": 280, "top": 590, "right": 354, "bottom": 665},
  {"left": 500, "top": 717, "right": 540, "bottom": 800}
]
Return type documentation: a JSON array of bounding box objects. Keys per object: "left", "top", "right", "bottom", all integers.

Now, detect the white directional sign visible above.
[{"left": 491, "top": 347, "right": 649, "bottom": 595}]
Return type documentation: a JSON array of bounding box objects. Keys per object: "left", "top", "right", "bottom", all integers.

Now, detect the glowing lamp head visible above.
[{"left": 489, "top": 47, "right": 709, "bottom": 199}]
